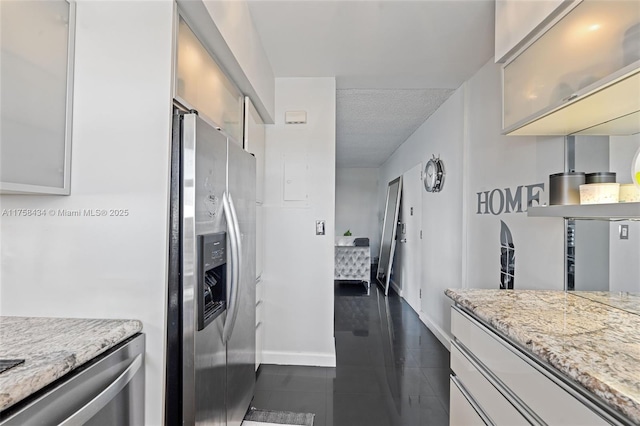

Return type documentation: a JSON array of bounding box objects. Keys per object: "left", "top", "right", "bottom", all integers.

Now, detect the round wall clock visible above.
[{"left": 424, "top": 155, "right": 445, "bottom": 193}]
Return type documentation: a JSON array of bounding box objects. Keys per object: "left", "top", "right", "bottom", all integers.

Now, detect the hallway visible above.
[{"left": 252, "top": 282, "right": 451, "bottom": 426}]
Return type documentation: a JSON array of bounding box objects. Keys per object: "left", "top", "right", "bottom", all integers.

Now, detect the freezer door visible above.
[
  {"left": 182, "top": 113, "right": 229, "bottom": 426},
  {"left": 194, "top": 314, "right": 226, "bottom": 426},
  {"left": 226, "top": 136, "right": 256, "bottom": 426}
]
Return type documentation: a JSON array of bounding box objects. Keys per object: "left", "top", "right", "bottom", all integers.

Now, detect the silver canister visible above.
[
  {"left": 585, "top": 172, "right": 616, "bottom": 184},
  {"left": 549, "top": 172, "right": 586, "bottom": 205}
]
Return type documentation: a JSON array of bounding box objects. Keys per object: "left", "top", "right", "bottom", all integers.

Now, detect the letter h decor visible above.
[{"left": 499, "top": 220, "right": 515, "bottom": 289}]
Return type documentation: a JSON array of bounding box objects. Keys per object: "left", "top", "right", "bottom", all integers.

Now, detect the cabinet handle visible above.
[
  {"left": 563, "top": 94, "right": 578, "bottom": 102},
  {"left": 450, "top": 374, "right": 495, "bottom": 425},
  {"left": 452, "top": 339, "right": 547, "bottom": 425}
]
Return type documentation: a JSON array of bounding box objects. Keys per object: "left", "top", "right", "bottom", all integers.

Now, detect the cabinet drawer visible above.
[
  {"left": 451, "top": 307, "right": 607, "bottom": 425},
  {"left": 451, "top": 345, "right": 528, "bottom": 425},
  {"left": 450, "top": 377, "right": 489, "bottom": 426}
]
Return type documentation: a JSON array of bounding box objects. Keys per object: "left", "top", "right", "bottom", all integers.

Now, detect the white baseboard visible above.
[
  {"left": 389, "top": 279, "right": 402, "bottom": 296},
  {"left": 419, "top": 312, "right": 451, "bottom": 351},
  {"left": 261, "top": 350, "right": 336, "bottom": 367}
]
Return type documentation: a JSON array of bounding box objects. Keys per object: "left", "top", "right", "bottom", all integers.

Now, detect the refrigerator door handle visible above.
[
  {"left": 222, "top": 192, "right": 240, "bottom": 343},
  {"left": 224, "top": 192, "right": 242, "bottom": 342}
]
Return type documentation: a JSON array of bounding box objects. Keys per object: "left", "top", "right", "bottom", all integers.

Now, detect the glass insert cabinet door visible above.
[
  {"left": 0, "top": 0, "right": 75, "bottom": 195},
  {"left": 503, "top": 1, "right": 640, "bottom": 132},
  {"left": 175, "top": 16, "right": 244, "bottom": 144}
]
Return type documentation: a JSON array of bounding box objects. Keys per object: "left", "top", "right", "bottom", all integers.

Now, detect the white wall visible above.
[
  {"left": 335, "top": 168, "right": 379, "bottom": 251},
  {"left": 261, "top": 78, "right": 336, "bottom": 366},
  {"left": 378, "top": 87, "right": 465, "bottom": 347},
  {"left": 178, "top": 0, "right": 275, "bottom": 122},
  {"left": 464, "top": 60, "right": 565, "bottom": 294},
  {"left": 377, "top": 59, "right": 566, "bottom": 348},
  {"left": 0, "top": 2, "right": 174, "bottom": 424}
]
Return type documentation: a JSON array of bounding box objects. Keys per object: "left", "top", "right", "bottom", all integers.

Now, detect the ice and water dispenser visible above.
[{"left": 197, "top": 232, "right": 227, "bottom": 331}]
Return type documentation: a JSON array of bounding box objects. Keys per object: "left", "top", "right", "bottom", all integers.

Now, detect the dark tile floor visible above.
[{"left": 252, "top": 281, "right": 451, "bottom": 426}]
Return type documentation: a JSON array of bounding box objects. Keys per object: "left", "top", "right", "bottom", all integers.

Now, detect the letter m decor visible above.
[{"left": 499, "top": 220, "right": 515, "bottom": 289}]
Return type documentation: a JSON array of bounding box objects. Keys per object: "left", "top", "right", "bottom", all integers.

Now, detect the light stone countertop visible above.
[
  {"left": 445, "top": 289, "right": 640, "bottom": 424},
  {"left": 0, "top": 316, "right": 142, "bottom": 412}
]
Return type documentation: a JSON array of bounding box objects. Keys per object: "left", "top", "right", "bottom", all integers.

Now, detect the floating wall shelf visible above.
[{"left": 527, "top": 203, "right": 640, "bottom": 220}]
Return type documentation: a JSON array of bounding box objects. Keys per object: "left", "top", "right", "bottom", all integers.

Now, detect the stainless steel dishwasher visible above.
[{"left": 0, "top": 334, "right": 145, "bottom": 425}]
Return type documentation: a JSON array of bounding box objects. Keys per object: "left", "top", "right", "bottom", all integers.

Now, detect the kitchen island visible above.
[
  {"left": 445, "top": 289, "right": 640, "bottom": 425},
  {"left": 0, "top": 316, "right": 143, "bottom": 419}
]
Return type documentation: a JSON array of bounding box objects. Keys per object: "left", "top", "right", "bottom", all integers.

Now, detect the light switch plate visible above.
[
  {"left": 619, "top": 224, "right": 629, "bottom": 240},
  {"left": 316, "top": 220, "right": 325, "bottom": 235}
]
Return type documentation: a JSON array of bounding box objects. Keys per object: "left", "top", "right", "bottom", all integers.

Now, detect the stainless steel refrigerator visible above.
[{"left": 166, "top": 109, "right": 256, "bottom": 426}]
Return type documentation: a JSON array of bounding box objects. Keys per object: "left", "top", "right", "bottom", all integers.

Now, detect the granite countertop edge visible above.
[
  {"left": 0, "top": 317, "right": 143, "bottom": 412},
  {"left": 445, "top": 289, "right": 640, "bottom": 424}
]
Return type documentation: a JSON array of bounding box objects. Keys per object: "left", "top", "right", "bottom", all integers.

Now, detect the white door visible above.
[{"left": 400, "top": 164, "right": 422, "bottom": 313}]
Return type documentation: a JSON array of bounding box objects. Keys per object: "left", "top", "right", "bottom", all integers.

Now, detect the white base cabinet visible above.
[
  {"left": 449, "top": 306, "right": 621, "bottom": 425},
  {"left": 450, "top": 377, "right": 487, "bottom": 426}
]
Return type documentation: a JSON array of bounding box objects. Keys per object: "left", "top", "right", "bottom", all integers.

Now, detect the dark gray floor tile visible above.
[
  {"left": 408, "top": 348, "right": 451, "bottom": 368},
  {"left": 334, "top": 333, "right": 376, "bottom": 366},
  {"left": 254, "top": 284, "right": 450, "bottom": 425},
  {"left": 251, "top": 390, "right": 272, "bottom": 408},
  {"left": 421, "top": 368, "right": 451, "bottom": 411},
  {"left": 258, "top": 364, "right": 330, "bottom": 378},
  {"left": 398, "top": 395, "right": 450, "bottom": 426},
  {"left": 256, "top": 371, "right": 329, "bottom": 393},
  {"left": 393, "top": 367, "right": 437, "bottom": 398},
  {"left": 331, "top": 393, "right": 395, "bottom": 426},
  {"left": 332, "top": 365, "right": 383, "bottom": 394},
  {"left": 392, "top": 329, "right": 444, "bottom": 350}
]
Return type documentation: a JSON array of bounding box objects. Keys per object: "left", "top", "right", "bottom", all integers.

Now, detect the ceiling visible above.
[{"left": 247, "top": 0, "right": 495, "bottom": 167}]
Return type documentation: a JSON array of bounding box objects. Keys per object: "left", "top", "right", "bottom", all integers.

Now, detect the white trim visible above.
[
  {"left": 261, "top": 350, "right": 336, "bottom": 367},
  {"left": 389, "top": 278, "right": 402, "bottom": 297},
  {"left": 419, "top": 311, "right": 451, "bottom": 351}
]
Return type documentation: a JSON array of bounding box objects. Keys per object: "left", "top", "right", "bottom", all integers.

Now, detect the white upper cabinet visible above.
[
  {"left": 244, "top": 97, "right": 265, "bottom": 204},
  {"left": 244, "top": 97, "right": 265, "bottom": 281},
  {"left": 0, "top": 0, "right": 75, "bottom": 195},
  {"left": 495, "top": 0, "right": 571, "bottom": 63},
  {"left": 502, "top": 0, "right": 640, "bottom": 136},
  {"left": 175, "top": 16, "right": 243, "bottom": 143}
]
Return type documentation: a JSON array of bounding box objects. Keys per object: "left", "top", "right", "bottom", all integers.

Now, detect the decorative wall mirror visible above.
[
  {"left": 377, "top": 176, "right": 402, "bottom": 296},
  {"left": 565, "top": 135, "right": 640, "bottom": 293}
]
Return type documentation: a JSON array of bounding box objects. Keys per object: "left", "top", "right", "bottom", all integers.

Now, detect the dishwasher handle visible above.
[{"left": 58, "top": 354, "right": 143, "bottom": 426}]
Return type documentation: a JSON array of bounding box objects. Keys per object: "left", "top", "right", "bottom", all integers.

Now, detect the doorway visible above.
[{"left": 398, "top": 163, "right": 423, "bottom": 313}]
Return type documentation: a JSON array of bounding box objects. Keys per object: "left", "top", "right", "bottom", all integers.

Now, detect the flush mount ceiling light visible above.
[{"left": 285, "top": 111, "right": 307, "bottom": 124}]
